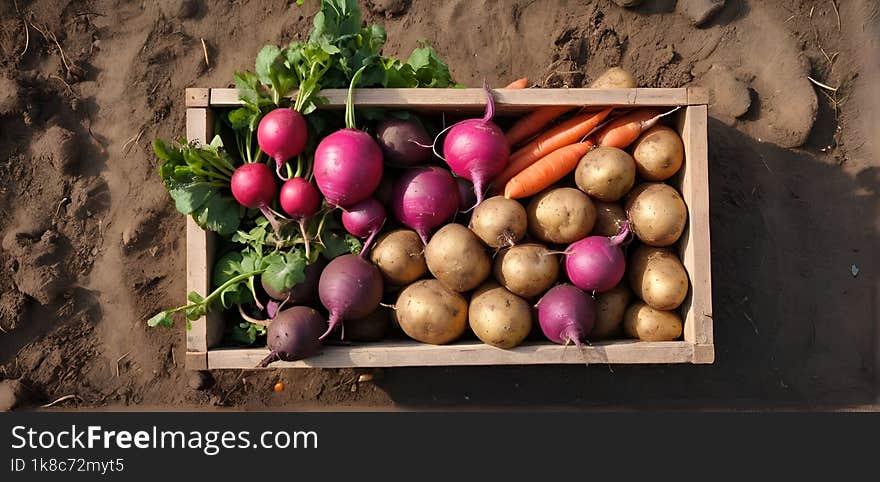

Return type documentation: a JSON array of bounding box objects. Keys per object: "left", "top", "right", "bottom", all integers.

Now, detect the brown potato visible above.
[
  {"left": 469, "top": 196, "right": 527, "bottom": 248},
  {"left": 396, "top": 279, "right": 468, "bottom": 344},
  {"left": 425, "top": 223, "right": 491, "bottom": 292},
  {"left": 623, "top": 301, "right": 682, "bottom": 341},
  {"left": 591, "top": 201, "right": 628, "bottom": 237},
  {"left": 527, "top": 188, "right": 596, "bottom": 244},
  {"left": 370, "top": 229, "right": 427, "bottom": 286},
  {"left": 468, "top": 282, "right": 533, "bottom": 349},
  {"left": 625, "top": 182, "right": 687, "bottom": 247},
  {"left": 345, "top": 307, "right": 391, "bottom": 342},
  {"left": 589, "top": 67, "right": 637, "bottom": 89},
  {"left": 628, "top": 245, "right": 689, "bottom": 310},
  {"left": 632, "top": 125, "right": 684, "bottom": 181},
  {"left": 575, "top": 146, "right": 636, "bottom": 202},
  {"left": 493, "top": 243, "right": 560, "bottom": 298},
  {"left": 592, "top": 282, "right": 631, "bottom": 339}
]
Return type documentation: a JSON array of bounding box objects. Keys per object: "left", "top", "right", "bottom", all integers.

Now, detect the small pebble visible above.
[{"left": 677, "top": 0, "right": 726, "bottom": 26}]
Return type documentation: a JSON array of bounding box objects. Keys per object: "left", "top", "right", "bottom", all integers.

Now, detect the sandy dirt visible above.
[{"left": 0, "top": 0, "right": 877, "bottom": 411}]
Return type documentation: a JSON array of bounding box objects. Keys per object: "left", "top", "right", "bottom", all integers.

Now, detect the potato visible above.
[
  {"left": 369, "top": 229, "right": 427, "bottom": 286},
  {"left": 632, "top": 125, "right": 684, "bottom": 181},
  {"left": 493, "top": 243, "right": 559, "bottom": 298},
  {"left": 628, "top": 245, "right": 689, "bottom": 310},
  {"left": 592, "top": 282, "right": 631, "bottom": 339},
  {"left": 623, "top": 301, "right": 682, "bottom": 341},
  {"left": 468, "top": 282, "right": 533, "bottom": 349},
  {"left": 625, "top": 182, "right": 688, "bottom": 247},
  {"left": 591, "top": 201, "right": 628, "bottom": 237},
  {"left": 345, "top": 307, "right": 391, "bottom": 342},
  {"left": 589, "top": 66, "right": 637, "bottom": 89},
  {"left": 469, "top": 196, "right": 527, "bottom": 248},
  {"left": 527, "top": 188, "right": 596, "bottom": 244},
  {"left": 396, "top": 279, "right": 468, "bottom": 344},
  {"left": 425, "top": 223, "right": 491, "bottom": 292},
  {"left": 575, "top": 146, "right": 636, "bottom": 202}
]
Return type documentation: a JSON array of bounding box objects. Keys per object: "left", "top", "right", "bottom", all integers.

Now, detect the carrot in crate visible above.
[
  {"left": 503, "top": 141, "right": 594, "bottom": 199},
  {"left": 595, "top": 107, "right": 680, "bottom": 149},
  {"left": 504, "top": 77, "right": 530, "bottom": 89},
  {"left": 505, "top": 105, "right": 577, "bottom": 147},
  {"left": 493, "top": 108, "right": 611, "bottom": 188}
]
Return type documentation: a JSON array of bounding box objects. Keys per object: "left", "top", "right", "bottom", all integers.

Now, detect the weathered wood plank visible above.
[
  {"left": 185, "top": 88, "right": 210, "bottom": 107},
  {"left": 209, "top": 88, "right": 691, "bottom": 110},
  {"left": 207, "top": 341, "right": 696, "bottom": 369}
]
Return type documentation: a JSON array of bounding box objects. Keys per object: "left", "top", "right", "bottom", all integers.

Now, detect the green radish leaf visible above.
[
  {"left": 187, "top": 292, "right": 205, "bottom": 304},
  {"left": 152, "top": 139, "right": 180, "bottom": 162},
  {"left": 256, "top": 45, "right": 283, "bottom": 85},
  {"left": 262, "top": 250, "right": 307, "bottom": 294},
  {"left": 194, "top": 194, "right": 241, "bottom": 236},
  {"left": 212, "top": 251, "right": 244, "bottom": 288},
  {"left": 147, "top": 311, "right": 174, "bottom": 328},
  {"left": 168, "top": 183, "right": 216, "bottom": 215}
]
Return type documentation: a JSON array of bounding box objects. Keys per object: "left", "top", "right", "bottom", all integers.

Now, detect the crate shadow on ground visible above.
[{"left": 371, "top": 117, "right": 878, "bottom": 410}]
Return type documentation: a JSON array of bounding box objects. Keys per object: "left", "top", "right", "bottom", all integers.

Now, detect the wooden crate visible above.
[{"left": 183, "top": 87, "right": 713, "bottom": 370}]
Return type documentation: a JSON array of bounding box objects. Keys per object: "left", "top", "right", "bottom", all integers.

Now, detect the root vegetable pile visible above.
[{"left": 147, "top": 2, "right": 695, "bottom": 365}]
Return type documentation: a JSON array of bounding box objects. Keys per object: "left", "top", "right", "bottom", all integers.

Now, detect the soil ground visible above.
[{"left": 0, "top": 0, "right": 877, "bottom": 411}]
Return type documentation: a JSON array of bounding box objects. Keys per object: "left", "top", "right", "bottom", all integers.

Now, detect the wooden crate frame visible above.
[{"left": 183, "top": 87, "right": 713, "bottom": 370}]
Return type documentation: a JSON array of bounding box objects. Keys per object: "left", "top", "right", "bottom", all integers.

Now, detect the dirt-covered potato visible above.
[
  {"left": 527, "top": 188, "right": 596, "bottom": 244},
  {"left": 623, "top": 301, "right": 683, "bottom": 341},
  {"left": 628, "top": 245, "right": 689, "bottom": 310},
  {"left": 589, "top": 67, "right": 637, "bottom": 89},
  {"left": 370, "top": 229, "right": 427, "bottom": 286},
  {"left": 468, "top": 282, "right": 533, "bottom": 349},
  {"left": 396, "top": 279, "right": 468, "bottom": 344},
  {"left": 345, "top": 307, "right": 391, "bottom": 342},
  {"left": 591, "top": 201, "right": 628, "bottom": 237},
  {"left": 592, "top": 282, "right": 631, "bottom": 339},
  {"left": 632, "top": 125, "right": 684, "bottom": 181},
  {"left": 425, "top": 223, "right": 491, "bottom": 292},
  {"left": 493, "top": 243, "right": 559, "bottom": 298},
  {"left": 469, "top": 196, "right": 527, "bottom": 248},
  {"left": 625, "top": 182, "right": 688, "bottom": 247},
  {"left": 575, "top": 146, "right": 636, "bottom": 202}
]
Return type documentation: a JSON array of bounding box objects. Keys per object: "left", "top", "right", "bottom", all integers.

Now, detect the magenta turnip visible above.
[
  {"left": 536, "top": 284, "right": 596, "bottom": 347},
  {"left": 341, "top": 198, "right": 386, "bottom": 257},
  {"left": 564, "top": 222, "right": 630, "bottom": 293},
  {"left": 230, "top": 162, "right": 281, "bottom": 231}
]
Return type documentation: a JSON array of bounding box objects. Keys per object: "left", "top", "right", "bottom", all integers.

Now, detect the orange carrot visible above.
[
  {"left": 503, "top": 141, "right": 594, "bottom": 199},
  {"left": 504, "top": 77, "right": 530, "bottom": 89},
  {"left": 493, "top": 108, "right": 611, "bottom": 188},
  {"left": 505, "top": 105, "right": 577, "bottom": 147},
  {"left": 596, "top": 107, "right": 680, "bottom": 148}
]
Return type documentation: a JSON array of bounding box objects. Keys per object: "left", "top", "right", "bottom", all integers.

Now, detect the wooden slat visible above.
[
  {"left": 185, "top": 351, "right": 208, "bottom": 370},
  {"left": 692, "top": 344, "right": 715, "bottom": 364},
  {"left": 184, "top": 108, "right": 224, "bottom": 352},
  {"left": 209, "top": 88, "right": 691, "bottom": 111},
  {"left": 185, "top": 88, "right": 210, "bottom": 107},
  {"left": 675, "top": 105, "right": 713, "bottom": 347},
  {"left": 207, "top": 340, "right": 696, "bottom": 369},
  {"left": 687, "top": 87, "right": 709, "bottom": 105}
]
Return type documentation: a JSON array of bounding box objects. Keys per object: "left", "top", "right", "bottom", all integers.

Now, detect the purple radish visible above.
[
  {"left": 318, "top": 254, "right": 384, "bottom": 340},
  {"left": 376, "top": 117, "right": 433, "bottom": 167},
  {"left": 536, "top": 284, "right": 596, "bottom": 347},
  {"left": 313, "top": 67, "right": 384, "bottom": 208},
  {"left": 258, "top": 108, "right": 308, "bottom": 179},
  {"left": 257, "top": 306, "right": 326, "bottom": 368},
  {"left": 374, "top": 176, "right": 394, "bottom": 207},
  {"left": 280, "top": 177, "right": 322, "bottom": 258},
  {"left": 441, "top": 81, "right": 510, "bottom": 207},
  {"left": 565, "top": 222, "right": 630, "bottom": 293},
  {"left": 455, "top": 177, "right": 477, "bottom": 212},
  {"left": 390, "top": 166, "right": 460, "bottom": 244},
  {"left": 341, "top": 198, "right": 386, "bottom": 257},
  {"left": 230, "top": 162, "right": 281, "bottom": 231}
]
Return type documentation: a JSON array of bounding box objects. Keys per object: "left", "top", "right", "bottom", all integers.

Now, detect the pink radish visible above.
[
  {"left": 280, "top": 177, "right": 322, "bottom": 257},
  {"left": 313, "top": 67, "right": 383, "bottom": 208},
  {"left": 230, "top": 162, "right": 281, "bottom": 231},
  {"left": 390, "top": 166, "right": 460, "bottom": 244},
  {"left": 258, "top": 108, "right": 308, "bottom": 180}
]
